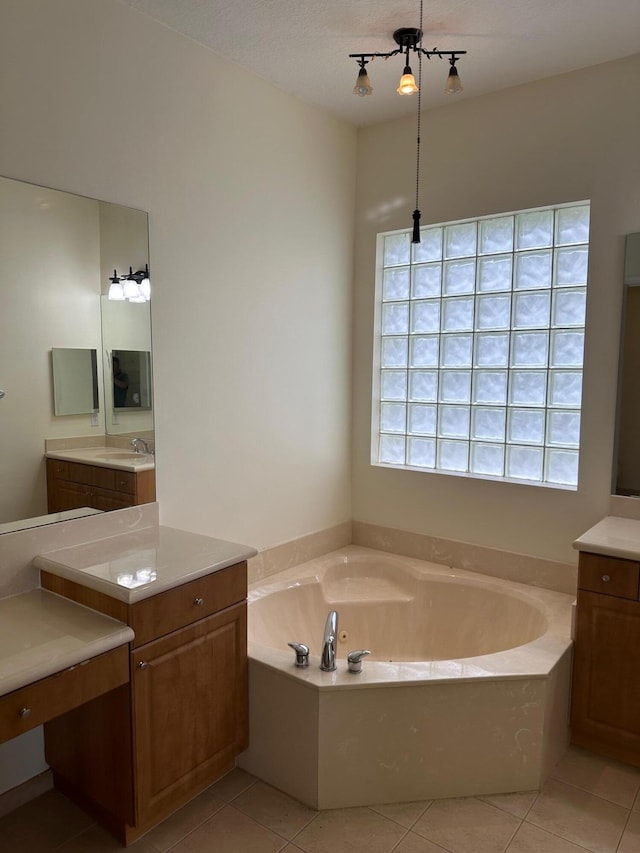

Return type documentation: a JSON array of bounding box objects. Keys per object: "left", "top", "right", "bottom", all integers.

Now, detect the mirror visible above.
[
  {"left": 0, "top": 175, "right": 154, "bottom": 532},
  {"left": 613, "top": 233, "right": 640, "bottom": 496},
  {"left": 52, "top": 348, "right": 99, "bottom": 416},
  {"left": 111, "top": 351, "right": 152, "bottom": 410}
]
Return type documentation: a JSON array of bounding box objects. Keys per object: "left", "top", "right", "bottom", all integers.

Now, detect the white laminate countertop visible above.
[
  {"left": 46, "top": 446, "right": 155, "bottom": 472},
  {"left": 34, "top": 525, "right": 258, "bottom": 603},
  {"left": 0, "top": 590, "right": 134, "bottom": 697},
  {"left": 573, "top": 516, "right": 640, "bottom": 561}
]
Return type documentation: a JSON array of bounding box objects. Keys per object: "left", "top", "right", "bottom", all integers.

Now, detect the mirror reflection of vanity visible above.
[
  {"left": 0, "top": 175, "right": 155, "bottom": 533},
  {"left": 613, "top": 233, "right": 640, "bottom": 496}
]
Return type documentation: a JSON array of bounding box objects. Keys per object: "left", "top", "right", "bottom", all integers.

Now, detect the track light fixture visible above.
[{"left": 349, "top": 2, "right": 467, "bottom": 243}]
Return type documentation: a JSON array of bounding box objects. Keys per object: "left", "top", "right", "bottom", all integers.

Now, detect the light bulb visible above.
[
  {"left": 397, "top": 65, "right": 419, "bottom": 96},
  {"left": 140, "top": 278, "right": 151, "bottom": 300}
]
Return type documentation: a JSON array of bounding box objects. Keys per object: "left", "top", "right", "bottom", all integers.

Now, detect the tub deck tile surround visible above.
[
  {"left": 239, "top": 545, "right": 574, "bottom": 810},
  {"left": 2, "top": 746, "right": 640, "bottom": 852},
  {"left": 353, "top": 521, "right": 577, "bottom": 595}
]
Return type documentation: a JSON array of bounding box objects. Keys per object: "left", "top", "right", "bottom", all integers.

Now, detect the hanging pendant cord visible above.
[{"left": 412, "top": 0, "right": 424, "bottom": 242}]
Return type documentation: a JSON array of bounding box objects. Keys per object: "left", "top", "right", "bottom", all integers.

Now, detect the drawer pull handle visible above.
[
  {"left": 602, "top": 574, "right": 610, "bottom": 583},
  {"left": 19, "top": 708, "right": 32, "bottom": 719},
  {"left": 137, "top": 661, "right": 148, "bottom": 670},
  {"left": 194, "top": 597, "right": 204, "bottom": 607}
]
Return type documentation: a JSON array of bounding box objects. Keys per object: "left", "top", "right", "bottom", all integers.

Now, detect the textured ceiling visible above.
[{"left": 121, "top": 0, "right": 640, "bottom": 126}]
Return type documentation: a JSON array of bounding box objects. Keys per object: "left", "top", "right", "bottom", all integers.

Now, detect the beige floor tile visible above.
[
  {"left": 369, "top": 800, "right": 432, "bottom": 829},
  {"left": 506, "top": 821, "right": 597, "bottom": 852},
  {"left": 526, "top": 779, "right": 628, "bottom": 853},
  {"left": 479, "top": 792, "right": 539, "bottom": 819},
  {"left": 56, "top": 823, "right": 158, "bottom": 852},
  {"left": 232, "top": 781, "right": 316, "bottom": 840},
  {"left": 293, "top": 806, "right": 406, "bottom": 853},
  {"left": 552, "top": 746, "right": 640, "bottom": 808},
  {"left": 209, "top": 768, "right": 258, "bottom": 802},
  {"left": 392, "top": 830, "right": 450, "bottom": 852},
  {"left": 618, "top": 811, "right": 640, "bottom": 853},
  {"left": 412, "top": 797, "right": 520, "bottom": 853},
  {"left": 143, "top": 786, "right": 226, "bottom": 851},
  {"left": 0, "top": 789, "right": 92, "bottom": 852},
  {"left": 169, "top": 805, "right": 286, "bottom": 853},
  {"left": 633, "top": 788, "right": 640, "bottom": 813}
]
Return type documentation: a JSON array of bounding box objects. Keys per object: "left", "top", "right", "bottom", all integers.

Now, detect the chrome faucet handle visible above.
[
  {"left": 287, "top": 642, "right": 310, "bottom": 667},
  {"left": 347, "top": 650, "right": 371, "bottom": 673}
]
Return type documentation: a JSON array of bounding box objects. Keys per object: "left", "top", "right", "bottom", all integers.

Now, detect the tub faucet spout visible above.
[{"left": 320, "top": 610, "right": 338, "bottom": 672}]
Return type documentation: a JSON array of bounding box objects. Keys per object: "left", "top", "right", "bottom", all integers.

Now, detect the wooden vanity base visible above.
[
  {"left": 43, "top": 562, "right": 248, "bottom": 847},
  {"left": 571, "top": 551, "right": 640, "bottom": 767}
]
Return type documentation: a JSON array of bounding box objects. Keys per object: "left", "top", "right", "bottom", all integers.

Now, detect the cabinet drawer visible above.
[
  {"left": 49, "top": 460, "right": 69, "bottom": 479},
  {"left": 130, "top": 562, "right": 247, "bottom": 647},
  {"left": 113, "top": 471, "right": 136, "bottom": 495},
  {"left": 579, "top": 552, "right": 640, "bottom": 600},
  {"left": 67, "top": 462, "right": 116, "bottom": 490},
  {"left": 0, "top": 645, "right": 129, "bottom": 743}
]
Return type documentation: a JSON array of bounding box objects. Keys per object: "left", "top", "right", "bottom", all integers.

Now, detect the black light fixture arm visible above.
[
  {"left": 348, "top": 48, "right": 465, "bottom": 62},
  {"left": 349, "top": 26, "right": 465, "bottom": 66}
]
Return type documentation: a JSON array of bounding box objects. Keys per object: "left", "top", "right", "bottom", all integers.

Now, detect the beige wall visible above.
[
  {"left": 0, "top": 0, "right": 356, "bottom": 550},
  {"left": 353, "top": 54, "right": 640, "bottom": 563}
]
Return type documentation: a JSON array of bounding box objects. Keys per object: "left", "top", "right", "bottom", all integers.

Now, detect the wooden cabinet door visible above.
[
  {"left": 131, "top": 602, "right": 247, "bottom": 830},
  {"left": 571, "top": 589, "right": 640, "bottom": 764}
]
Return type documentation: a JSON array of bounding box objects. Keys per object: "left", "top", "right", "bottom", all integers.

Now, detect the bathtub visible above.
[{"left": 237, "top": 546, "right": 574, "bottom": 809}]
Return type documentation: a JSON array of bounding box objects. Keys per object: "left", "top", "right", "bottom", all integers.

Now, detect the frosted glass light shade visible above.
[
  {"left": 140, "top": 278, "right": 151, "bottom": 300},
  {"left": 445, "top": 66, "right": 463, "bottom": 94},
  {"left": 397, "top": 67, "right": 419, "bottom": 95},
  {"left": 108, "top": 280, "right": 125, "bottom": 301},
  {"left": 353, "top": 67, "right": 373, "bottom": 96},
  {"left": 123, "top": 278, "right": 141, "bottom": 300}
]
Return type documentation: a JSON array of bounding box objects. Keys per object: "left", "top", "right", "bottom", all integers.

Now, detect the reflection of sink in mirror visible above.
[{"left": 95, "top": 451, "right": 149, "bottom": 461}]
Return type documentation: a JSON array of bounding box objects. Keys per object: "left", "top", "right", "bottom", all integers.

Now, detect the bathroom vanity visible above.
[
  {"left": 46, "top": 448, "right": 156, "bottom": 513},
  {"left": 29, "top": 525, "right": 255, "bottom": 845},
  {"left": 572, "top": 517, "right": 640, "bottom": 767}
]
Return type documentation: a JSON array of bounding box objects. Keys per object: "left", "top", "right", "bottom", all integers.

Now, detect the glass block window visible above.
[{"left": 373, "top": 202, "right": 589, "bottom": 488}]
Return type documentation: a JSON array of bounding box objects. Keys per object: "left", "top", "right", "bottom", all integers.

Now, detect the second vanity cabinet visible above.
[
  {"left": 571, "top": 550, "right": 640, "bottom": 766},
  {"left": 41, "top": 560, "right": 248, "bottom": 845},
  {"left": 47, "top": 458, "right": 156, "bottom": 513}
]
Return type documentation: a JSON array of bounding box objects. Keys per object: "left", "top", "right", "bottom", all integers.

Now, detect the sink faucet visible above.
[
  {"left": 130, "top": 437, "right": 151, "bottom": 454},
  {"left": 320, "top": 610, "right": 338, "bottom": 672}
]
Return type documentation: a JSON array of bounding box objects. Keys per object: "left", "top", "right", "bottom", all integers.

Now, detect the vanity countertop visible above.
[
  {"left": 46, "top": 446, "right": 155, "bottom": 472},
  {"left": 34, "top": 525, "right": 257, "bottom": 603},
  {"left": 573, "top": 516, "right": 640, "bottom": 561},
  {"left": 0, "top": 589, "right": 133, "bottom": 697}
]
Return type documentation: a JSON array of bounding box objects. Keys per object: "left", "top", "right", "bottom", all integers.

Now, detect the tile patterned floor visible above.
[{"left": 2, "top": 746, "right": 640, "bottom": 853}]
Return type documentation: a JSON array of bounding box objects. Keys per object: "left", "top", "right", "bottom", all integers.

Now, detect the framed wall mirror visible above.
[
  {"left": 0, "top": 175, "right": 154, "bottom": 533},
  {"left": 613, "top": 233, "right": 640, "bottom": 496}
]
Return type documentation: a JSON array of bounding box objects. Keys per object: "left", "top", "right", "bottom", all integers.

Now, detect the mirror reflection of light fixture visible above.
[
  {"left": 348, "top": 1, "right": 467, "bottom": 243},
  {"left": 108, "top": 264, "right": 151, "bottom": 302}
]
